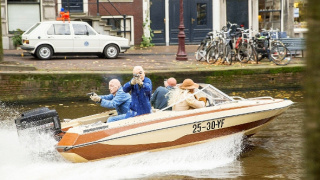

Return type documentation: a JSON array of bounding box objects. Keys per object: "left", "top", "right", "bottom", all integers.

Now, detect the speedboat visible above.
[{"left": 15, "top": 83, "right": 293, "bottom": 163}]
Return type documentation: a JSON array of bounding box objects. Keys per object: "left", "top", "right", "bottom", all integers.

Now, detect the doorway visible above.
[
  {"left": 150, "top": 0, "right": 166, "bottom": 45},
  {"left": 226, "top": 0, "right": 249, "bottom": 28},
  {"left": 169, "top": 0, "right": 213, "bottom": 44},
  {"left": 150, "top": 0, "right": 213, "bottom": 45}
]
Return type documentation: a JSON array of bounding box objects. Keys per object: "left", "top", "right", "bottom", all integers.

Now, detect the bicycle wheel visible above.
[
  {"left": 195, "top": 43, "right": 206, "bottom": 61},
  {"left": 224, "top": 45, "right": 232, "bottom": 65},
  {"left": 206, "top": 45, "right": 218, "bottom": 64},
  {"left": 271, "top": 47, "right": 292, "bottom": 65},
  {"left": 252, "top": 47, "right": 259, "bottom": 63},
  {"left": 237, "top": 42, "right": 249, "bottom": 63},
  {"left": 257, "top": 53, "right": 264, "bottom": 61},
  {"left": 248, "top": 44, "right": 258, "bottom": 62},
  {"left": 270, "top": 44, "right": 287, "bottom": 62}
]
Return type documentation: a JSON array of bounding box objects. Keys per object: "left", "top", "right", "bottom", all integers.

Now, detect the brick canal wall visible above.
[
  {"left": 0, "top": 67, "right": 304, "bottom": 103},
  {"left": 0, "top": 74, "right": 114, "bottom": 103}
]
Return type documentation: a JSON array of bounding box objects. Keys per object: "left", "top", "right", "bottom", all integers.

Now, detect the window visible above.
[
  {"left": 258, "top": 0, "right": 281, "bottom": 30},
  {"left": 25, "top": 23, "right": 40, "bottom": 34},
  {"left": 86, "top": 25, "right": 96, "bottom": 35},
  {"left": 106, "top": 19, "right": 122, "bottom": 32},
  {"left": 7, "top": 0, "right": 39, "bottom": 3},
  {"left": 72, "top": 24, "right": 96, "bottom": 35},
  {"left": 103, "top": 16, "right": 133, "bottom": 41},
  {"left": 8, "top": 4, "right": 40, "bottom": 32},
  {"left": 61, "top": 0, "right": 83, "bottom": 13},
  {"left": 294, "top": 0, "right": 307, "bottom": 28},
  {"left": 197, "top": 3, "right": 207, "bottom": 25},
  {"left": 47, "top": 24, "right": 71, "bottom": 35}
]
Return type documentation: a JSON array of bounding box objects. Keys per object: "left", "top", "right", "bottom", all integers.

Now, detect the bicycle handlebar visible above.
[
  {"left": 261, "top": 28, "right": 280, "bottom": 32},
  {"left": 242, "top": 29, "right": 250, "bottom": 33},
  {"left": 268, "top": 28, "right": 280, "bottom": 32},
  {"left": 224, "top": 29, "right": 232, "bottom": 34},
  {"left": 227, "top": 21, "right": 238, "bottom": 27}
]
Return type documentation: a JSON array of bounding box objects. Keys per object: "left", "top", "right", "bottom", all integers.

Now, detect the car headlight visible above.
[{"left": 23, "top": 39, "right": 29, "bottom": 44}]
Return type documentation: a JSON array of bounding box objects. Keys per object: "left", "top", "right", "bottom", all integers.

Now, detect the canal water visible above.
[{"left": 0, "top": 87, "right": 303, "bottom": 180}]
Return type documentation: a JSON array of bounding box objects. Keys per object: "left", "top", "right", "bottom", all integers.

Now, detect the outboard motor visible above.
[{"left": 15, "top": 107, "right": 62, "bottom": 139}]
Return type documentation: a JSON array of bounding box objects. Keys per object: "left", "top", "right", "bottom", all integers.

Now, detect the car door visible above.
[
  {"left": 72, "top": 24, "right": 100, "bottom": 52},
  {"left": 46, "top": 23, "right": 73, "bottom": 52}
]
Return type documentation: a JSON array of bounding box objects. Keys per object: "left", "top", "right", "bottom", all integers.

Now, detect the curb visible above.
[
  {"left": 3, "top": 52, "right": 196, "bottom": 57},
  {"left": 0, "top": 64, "right": 305, "bottom": 75},
  {"left": 0, "top": 64, "right": 37, "bottom": 71}
]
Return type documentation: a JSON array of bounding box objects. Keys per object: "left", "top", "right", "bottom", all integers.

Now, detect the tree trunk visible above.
[
  {"left": 305, "top": 0, "right": 320, "bottom": 179},
  {"left": 0, "top": 6, "right": 3, "bottom": 62}
]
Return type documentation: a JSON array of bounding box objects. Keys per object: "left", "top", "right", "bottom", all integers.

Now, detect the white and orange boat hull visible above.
[{"left": 56, "top": 98, "right": 293, "bottom": 163}]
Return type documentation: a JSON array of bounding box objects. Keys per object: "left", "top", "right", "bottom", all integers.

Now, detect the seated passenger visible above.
[
  {"left": 168, "top": 79, "right": 206, "bottom": 111},
  {"left": 90, "top": 79, "right": 131, "bottom": 123},
  {"left": 151, "top": 77, "right": 177, "bottom": 110}
]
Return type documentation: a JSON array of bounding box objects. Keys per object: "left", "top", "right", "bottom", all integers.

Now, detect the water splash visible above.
[
  {"left": 0, "top": 101, "right": 20, "bottom": 122},
  {"left": 0, "top": 103, "right": 244, "bottom": 180}
]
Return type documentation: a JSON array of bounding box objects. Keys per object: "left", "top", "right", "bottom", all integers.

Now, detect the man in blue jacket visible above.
[
  {"left": 151, "top": 77, "right": 177, "bottom": 110},
  {"left": 90, "top": 79, "right": 131, "bottom": 122},
  {"left": 123, "top": 66, "right": 152, "bottom": 118}
]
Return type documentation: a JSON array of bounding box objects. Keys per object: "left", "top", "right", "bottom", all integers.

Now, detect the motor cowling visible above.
[{"left": 15, "top": 107, "right": 62, "bottom": 136}]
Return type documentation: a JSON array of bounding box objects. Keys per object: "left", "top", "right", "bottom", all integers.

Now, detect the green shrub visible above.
[
  {"left": 140, "top": 16, "right": 154, "bottom": 47},
  {"left": 12, "top": 29, "right": 24, "bottom": 47}
]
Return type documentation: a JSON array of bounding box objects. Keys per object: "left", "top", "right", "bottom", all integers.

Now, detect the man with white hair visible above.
[
  {"left": 123, "top": 66, "right": 153, "bottom": 118},
  {"left": 90, "top": 79, "right": 131, "bottom": 122}
]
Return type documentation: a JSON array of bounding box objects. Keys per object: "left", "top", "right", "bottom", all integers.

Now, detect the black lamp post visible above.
[{"left": 176, "top": 0, "right": 188, "bottom": 61}]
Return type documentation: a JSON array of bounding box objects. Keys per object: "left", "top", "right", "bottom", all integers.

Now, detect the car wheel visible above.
[
  {"left": 104, "top": 44, "right": 119, "bottom": 59},
  {"left": 36, "top": 45, "right": 53, "bottom": 60}
]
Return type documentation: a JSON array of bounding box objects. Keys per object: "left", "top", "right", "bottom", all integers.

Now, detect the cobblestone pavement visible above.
[{"left": 1, "top": 45, "right": 304, "bottom": 73}]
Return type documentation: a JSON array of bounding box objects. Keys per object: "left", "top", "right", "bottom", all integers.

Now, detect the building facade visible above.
[
  {"left": 1, "top": 0, "right": 145, "bottom": 49},
  {"left": 150, "top": 0, "right": 299, "bottom": 45},
  {"left": 1, "top": 0, "right": 56, "bottom": 49},
  {"left": 1, "top": 0, "right": 305, "bottom": 49}
]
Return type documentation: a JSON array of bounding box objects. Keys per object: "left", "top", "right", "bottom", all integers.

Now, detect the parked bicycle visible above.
[
  {"left": 195, "top": 32, "right": 214, "bottom": 61},
  {"left": 252, "top": 29, "right": 292, "bottom": 65},
  {"left": 235, "top": 28, "right": 257, "bottom": 63},
  {"left": 206, "top": 22, "right": 238, "bottom": 65},
  {"left": 198, "top": 24, "right": 291, "bottom": 66}
]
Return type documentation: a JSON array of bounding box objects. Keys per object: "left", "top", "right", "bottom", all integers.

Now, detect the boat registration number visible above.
[{"left": 192, "top": 118, "right": 225, "bottom": 133}]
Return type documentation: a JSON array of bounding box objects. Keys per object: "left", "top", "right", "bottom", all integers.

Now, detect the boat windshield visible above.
[
  {"left": 198, "top": 84, "right": 234, "bottom": 105},
  {"left": 160, "top": 84, "right": 234, "bottom": 111}
]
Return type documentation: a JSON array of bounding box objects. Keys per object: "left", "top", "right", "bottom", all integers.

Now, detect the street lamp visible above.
[{"left": 176, "top": 0, "right": 188, "bottom": 61}]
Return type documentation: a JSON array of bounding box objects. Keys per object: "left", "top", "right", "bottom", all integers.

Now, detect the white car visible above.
[{"left": 21, "top": 21, "right": 130, "bottom": 60}]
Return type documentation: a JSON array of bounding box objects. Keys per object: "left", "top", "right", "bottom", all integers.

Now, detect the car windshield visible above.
[{"left": 25, "top": 23, "right": 40, "bottom": 35}]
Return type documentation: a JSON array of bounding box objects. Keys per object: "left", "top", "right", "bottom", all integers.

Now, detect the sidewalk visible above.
[
  {"left": 2, "top": 45, "right": 198, "bottom": 56},
  {"left": 0, "top": 45, "right": 305, "bottom": 74}
]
